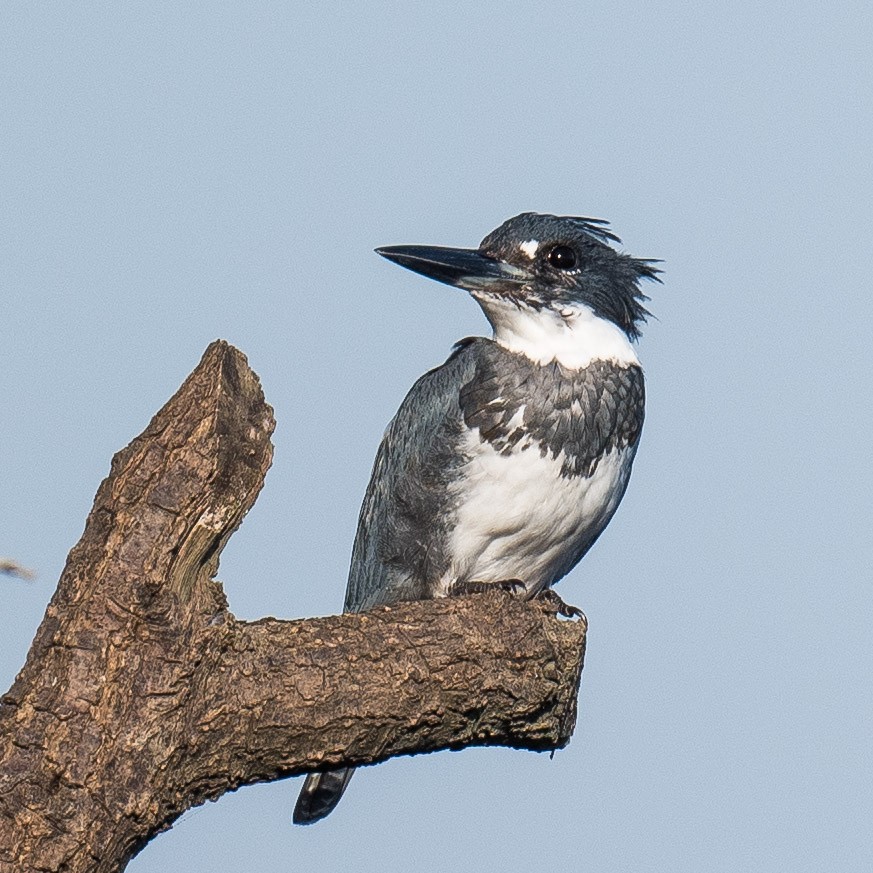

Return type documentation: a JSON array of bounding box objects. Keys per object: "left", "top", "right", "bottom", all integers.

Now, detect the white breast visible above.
[{"left": 437, "top": 428, "right": 634, "bottom": 596}]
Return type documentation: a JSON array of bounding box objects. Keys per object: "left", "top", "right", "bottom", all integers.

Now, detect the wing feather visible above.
[{"left": 343, "top": 340, "right": 483, "bottom": 611}]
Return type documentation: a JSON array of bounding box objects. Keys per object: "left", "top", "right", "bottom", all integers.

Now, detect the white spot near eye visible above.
[{"left": 519, "top": 239, "right": 539, "bottom": 259}]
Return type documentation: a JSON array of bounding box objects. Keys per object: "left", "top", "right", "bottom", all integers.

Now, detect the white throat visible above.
[{"left": 476, "top": 295, "right": 639, "bottom": 369}]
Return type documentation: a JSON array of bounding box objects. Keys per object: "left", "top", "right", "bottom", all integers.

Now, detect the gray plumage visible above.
[
  {"left": 345, "top": 338, "right": 644, "bottom": 612},
  {"left": 293, "top": 212, "right": 658, "bottom": 825},
  {"left": 459, "top": 340, "right": 645, "bottom": 478}
]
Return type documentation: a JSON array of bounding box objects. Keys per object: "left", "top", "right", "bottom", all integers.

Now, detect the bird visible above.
[{"left": 293, "top": 212, "right": 659, "bottom": 824}]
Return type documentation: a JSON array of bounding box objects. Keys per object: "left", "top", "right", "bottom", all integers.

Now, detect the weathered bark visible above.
[{"left": 0, "top": 341, "right": 587, "bottom": 873}]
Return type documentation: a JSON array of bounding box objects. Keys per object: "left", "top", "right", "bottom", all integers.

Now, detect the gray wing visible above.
[{"left": 343, "top": 339, "right": 482, "bottom": 612}]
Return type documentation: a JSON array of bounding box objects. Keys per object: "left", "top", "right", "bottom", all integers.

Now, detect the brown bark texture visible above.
[{"left": 0, "top": 341, "right": 587, "bottom": 873}]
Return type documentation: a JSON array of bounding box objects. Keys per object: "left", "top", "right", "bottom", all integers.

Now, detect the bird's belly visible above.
[{"left": 439, "top": 437, "right": 633, "bottom": 595}]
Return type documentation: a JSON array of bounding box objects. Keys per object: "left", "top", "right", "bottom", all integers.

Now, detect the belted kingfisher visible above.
[{"left": 293, "top": 212, "right": 659, "bottom": 824}]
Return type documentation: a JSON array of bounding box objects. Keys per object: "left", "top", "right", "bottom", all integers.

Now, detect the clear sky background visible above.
[{"left": 2, "top": 3, "right": 871, "bottom": 871}]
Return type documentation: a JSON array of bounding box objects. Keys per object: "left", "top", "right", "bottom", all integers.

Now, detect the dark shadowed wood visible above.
[{"left": 0, "top": 341, "right": 587, "bottom": 873}]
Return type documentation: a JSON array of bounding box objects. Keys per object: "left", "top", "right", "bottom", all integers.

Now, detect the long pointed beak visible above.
[{"left": 375, "top": 245, "right": 528, "bottom": 293}]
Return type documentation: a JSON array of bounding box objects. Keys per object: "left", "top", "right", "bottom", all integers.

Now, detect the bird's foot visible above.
[
  {"left": 535, "top": 589, "right": 588, "bottom": 626},
  {"left": 449, "top": 578, "right": 526, "bottom": 598}
]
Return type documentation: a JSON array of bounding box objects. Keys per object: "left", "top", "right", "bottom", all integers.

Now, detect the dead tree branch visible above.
[{"left": 0, "top": 341, "right": 586, "bottom": 873}]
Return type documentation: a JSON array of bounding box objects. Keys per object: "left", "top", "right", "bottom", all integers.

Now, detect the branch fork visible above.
[{"left": 0, "top": 341, "right": 586, "bottom": 873}]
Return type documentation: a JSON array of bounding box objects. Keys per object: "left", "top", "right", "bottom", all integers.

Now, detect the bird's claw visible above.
[
  {"left": 449, "top": 578, "right": 526, "bottom": 598},
  {"left": 535, "top": 589, "right": 588, "bottom": 626}
]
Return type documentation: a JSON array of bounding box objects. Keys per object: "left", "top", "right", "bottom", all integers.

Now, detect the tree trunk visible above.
[{"left": 0, "top": 341, "right": 586, "bottom": 873}]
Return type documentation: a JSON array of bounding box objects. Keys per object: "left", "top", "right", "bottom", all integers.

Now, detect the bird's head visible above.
[{"left": 376, "top": 212, "right": 659, "bottom": 341}]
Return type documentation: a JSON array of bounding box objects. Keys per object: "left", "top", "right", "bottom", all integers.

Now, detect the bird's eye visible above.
[{"left": 546, "top": 245, "right": 577, "bottom": 270}]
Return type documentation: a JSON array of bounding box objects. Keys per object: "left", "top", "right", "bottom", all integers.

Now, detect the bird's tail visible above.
[{"left": 293, "top": 767, "right": 355, "bottom": 825}]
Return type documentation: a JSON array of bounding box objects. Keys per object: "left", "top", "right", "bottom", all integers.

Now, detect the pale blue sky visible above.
[{"left": 2, "top": 3, "right": 872, "bottom": 871}]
